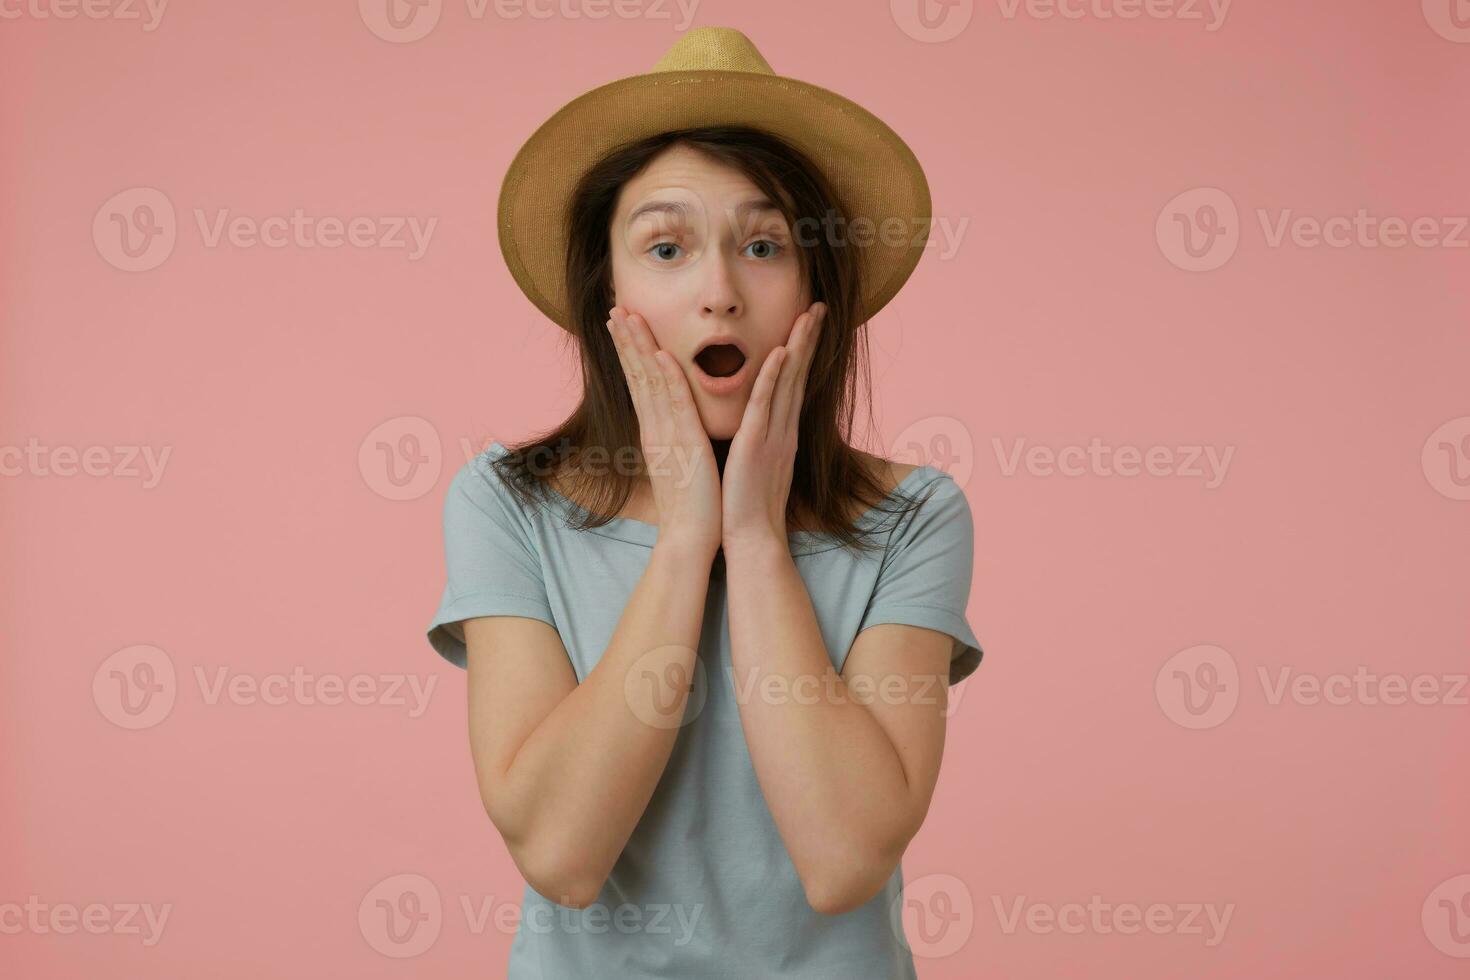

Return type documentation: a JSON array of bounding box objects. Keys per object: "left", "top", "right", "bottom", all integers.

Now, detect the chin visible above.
[{"left": 695, "top": 402, "right": 745, "bottom": 441}]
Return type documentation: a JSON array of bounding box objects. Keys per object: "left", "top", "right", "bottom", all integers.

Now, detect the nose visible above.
[{"left": 699, "top": 246, "right": 742, "bottom": 319}]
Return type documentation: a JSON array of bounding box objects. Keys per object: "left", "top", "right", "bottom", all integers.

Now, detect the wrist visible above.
[
  {"left": 652, "top": 532, "right": 720, "bottom": 564},
  {"left": 720, "top": 529, "right": 789, "bottom": 565}
]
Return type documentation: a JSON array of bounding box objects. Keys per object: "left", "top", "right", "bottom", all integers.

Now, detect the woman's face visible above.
[{"left": 609, "top": 144, "right": 811, "bottom": 441}]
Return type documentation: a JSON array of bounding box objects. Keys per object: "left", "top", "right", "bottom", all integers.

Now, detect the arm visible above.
[
  {"left": 464, "top": 535, "right": 714, "bottom": 909},
  {"left": 723, "top": 536, "right": 952, "bottom": 916}
]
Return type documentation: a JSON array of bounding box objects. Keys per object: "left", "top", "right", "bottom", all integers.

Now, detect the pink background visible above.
[{"left": 3, "top": 1, "right": 1467, "bottom": 977}]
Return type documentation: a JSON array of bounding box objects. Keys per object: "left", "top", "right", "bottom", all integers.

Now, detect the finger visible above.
[
  {"left": 653, "top": 350, "right": 697, "bottom": 428},
  {"left": 785, "top": 304, "right": 824, "bottom": 431},
  {"left": 740, "top": 346, "right": 786, "bottom": 442},
  {"left": 623, "top": 310, "right": 659, "bottom": 358},
  {"left": 608, "top": 309, "right": 649, "bottom": 423},
  {"left": 623, "top": 311, "right": 674, "bottom": 447},
  {"left": 770, "top": 310, "right": 814, "bottom": 432}
]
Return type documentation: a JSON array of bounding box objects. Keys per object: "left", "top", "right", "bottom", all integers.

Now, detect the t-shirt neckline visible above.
[{"left": 497, "top": 442, "right": 936, "bottom": 555}]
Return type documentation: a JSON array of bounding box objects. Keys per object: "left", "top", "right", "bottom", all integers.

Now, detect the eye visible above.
[
  {"left": 647, "top": 241, "right": 684, "bottom": 262},
  {"left": 744, "top": 239, "right": 783, "bottom": 259}
]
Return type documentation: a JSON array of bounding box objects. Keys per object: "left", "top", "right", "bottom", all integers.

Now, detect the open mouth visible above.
[{"left": 693, "top": 342, "right": 748, "bottom": 379}]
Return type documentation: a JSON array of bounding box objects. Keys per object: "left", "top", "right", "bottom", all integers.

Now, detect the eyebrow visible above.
[{"left": 625, "top": 197, "right": 783, "bottom": 226}]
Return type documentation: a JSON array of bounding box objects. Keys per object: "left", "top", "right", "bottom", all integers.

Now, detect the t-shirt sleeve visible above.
[
  {"left": 426, "top": 452, "right": 557, "bottom": 670},
  {"left": 857, "top": 473, "right": 984, "bottom": 686}
]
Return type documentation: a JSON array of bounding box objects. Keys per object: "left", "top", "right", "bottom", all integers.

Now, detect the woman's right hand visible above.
[{"left": 606, "top": 306, "right": 722, "bottom": 557}]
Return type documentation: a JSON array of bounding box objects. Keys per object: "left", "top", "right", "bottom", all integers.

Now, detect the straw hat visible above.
[{"left": 497, "top": 26, "right": 933, "bottom": 333}]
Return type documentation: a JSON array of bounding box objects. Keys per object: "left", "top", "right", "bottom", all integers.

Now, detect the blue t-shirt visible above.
[{"left": 428, "top": 441, "right": 983, "bottom": 979}]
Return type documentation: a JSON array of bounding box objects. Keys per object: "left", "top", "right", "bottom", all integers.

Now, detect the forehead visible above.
[{"left": 615, "top": 145, "right": 767, "bottom": 216}]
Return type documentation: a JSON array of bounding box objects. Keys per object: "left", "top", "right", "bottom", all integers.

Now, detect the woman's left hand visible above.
[{"left": 721, "top": 301, "right": 826, "bottom": 553}]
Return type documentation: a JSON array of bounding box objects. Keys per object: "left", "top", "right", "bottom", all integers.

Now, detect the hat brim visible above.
[{"left": 497, "top": 69, "right": 932, "bottom": 332}]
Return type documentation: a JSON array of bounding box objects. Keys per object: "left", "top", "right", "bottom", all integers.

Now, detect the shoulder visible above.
[
  {"left": 819, "top": 451, "right": 923, "bottom": 526},
  {"left": 855, "top": 450, "right": 919, "bottom": 494},
  {"left": 445, "top": 442, "right": 532, "bottom": 519}
]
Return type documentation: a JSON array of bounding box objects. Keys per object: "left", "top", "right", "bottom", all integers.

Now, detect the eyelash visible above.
[{"left": 646, "top": 239, "right": 784, "bottom": 262}]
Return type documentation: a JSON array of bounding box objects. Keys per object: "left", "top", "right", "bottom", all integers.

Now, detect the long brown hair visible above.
[{"left": 482, "top": 125, "right": 935, "bottom": 555}]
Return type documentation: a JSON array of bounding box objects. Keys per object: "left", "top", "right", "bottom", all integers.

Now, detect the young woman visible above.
[{"left": 428, "top": 27, "right": 983, "bottom": 979}]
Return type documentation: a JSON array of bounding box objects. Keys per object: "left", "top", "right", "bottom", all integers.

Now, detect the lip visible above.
[{"left": 690, "top": 335, "right": 751, "bottom": 396}]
